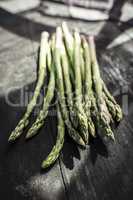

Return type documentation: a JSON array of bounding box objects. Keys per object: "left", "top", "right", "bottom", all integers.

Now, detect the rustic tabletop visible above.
[{"left": 0, "top": 0, "right": 133, "bottom": 200}]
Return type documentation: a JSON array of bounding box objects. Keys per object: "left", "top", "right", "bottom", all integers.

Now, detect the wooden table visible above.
[{"left": 0, "top": 1, "right": 133, "bottom": 199}]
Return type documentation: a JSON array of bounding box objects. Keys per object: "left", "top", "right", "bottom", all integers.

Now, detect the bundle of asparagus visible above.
[{"left": 8, "top": 22, "right": 123, "bottom": 169}]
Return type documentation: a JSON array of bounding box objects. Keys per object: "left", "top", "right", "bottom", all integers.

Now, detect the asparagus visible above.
[
  {"left": 62, "top": 22, "right": 73, "bottom": 65},
  {"left": 81, "top": 36, "right": 122, "bottom": 124},
  {"left": 82, "top": 36, "right": 96, "bottom": 137},
  {"left": 60, "top": 36, "right": 78, "bottom": 129},
  {"left": 102, "top": 81, "right": 123, "bottom": 122},
  {"left": 41, "top": 104, "right": 65, "bottom": 169},
  {"left": 61, "top": 22, "right": 74, "bottom": 81},
  {"left": 25, "top": 39, "right": 55, "bottom": 139},
  {"left": 103, "top": 93, "right": 116, "bottom": 121},
  {"left": 89, "top": 36, "right": 115, "bottom": 140},
  {"left": 54, "top": 27, "right": 85, "bottom": 147},
  {"left": 6, "top": 22, "right": 124, "bottom": 170},
  {"left": 61, "top": 33, "right": 91, "bottom": 143},
  {"left": 79, "top": 37, "right": 99, "bottom": 133},
  {"left": 80, "top": 47, "right": 85, "bottom": 87},
  {"left": 73, "top": 30, "right": 89, "bottom": 144},
  {"left": 8, "top": 32, "right": 49, "bottom": 142}
]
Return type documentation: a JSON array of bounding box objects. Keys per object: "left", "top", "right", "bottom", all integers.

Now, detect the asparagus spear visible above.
[
  {"left": 41, "top": 104, "right": 65, "bottom": 169},
  {"left": 54, "top": 27, "right": 85, "bottom": 147},
  {"left": 25, "top": 39, "right": 55, "bottom": 139},
  {"left": 61, "top": 33, "right": 92, "bottom": 142},
  {"left": 102, "top": 81, "right": 123, "bottom": 122},
  {"left": 82, "top": 36, "right": 96, "bottom": 137},
  {"left": 103, "top": 93, "right": 116, "bottom": 120},
  {"left": 61, "top": 21, "right": 74, "bottom": 81},
  {"left": 89, "top": 36, "right": 115, "bottom": 140},
  {"left": 73, "top": 30, "right": 89, "bottom": 144},
  {"left": 8, "top": 32, "right": 49, "bottom": 142},
  {"left": 62, "top": 22, "right": 73, "bottom": 65},
  {"left": 79, "top": 37, "right": 99, "bottom": 132},
  {"left": 80, "top": 46, "right": 85, "bottom": 88},
  {"left": 60, "top": 36, "right": 78, "bottom": 129},
  {"left": 81, "top": 36, "right": 122, "bottom": 124}
]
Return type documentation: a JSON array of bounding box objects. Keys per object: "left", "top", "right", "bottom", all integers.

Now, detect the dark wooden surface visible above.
[{"left": 0, "top": 1, "right": 133, "bottom": 200}]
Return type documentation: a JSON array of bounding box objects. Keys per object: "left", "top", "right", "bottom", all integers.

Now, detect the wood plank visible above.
[{"left": 0, "top": 1, "right": 133, "bottom": 199}]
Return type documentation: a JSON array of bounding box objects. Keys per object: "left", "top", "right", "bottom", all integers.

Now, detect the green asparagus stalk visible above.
[
  {"left": 54, "top": 27, "right": 85, "bottom": 147},
  {"left": 25, "top": 39, "right": 55, "bottom": 139},
  {"left": 79, "top": 37, "right": 99, "bottom": 132},
  {"left": 60, "top": 36, "right": 78, "bottom": 128},
  {"left": 82, "top": 36, "right": 96, "bottom": 137},
  {"left": 73, "top": 30, "right": 89, "bottom": 144},
  {"left": 89, "top": 36, "right": 115, "bottom": 140},
  {"left": 8, "top": 32, "right": 49, "bottom": 142},
  {"left": 61, "top": 21, "right": 74, "bottom": 81},
  {"left": 102, "top": 81, "right": 123, "bottom": 122},
  {"left": 81, "top": 36, "right": 122, "bottom": 124},
  {"left": 60, "top": 34, "right": 92, "bottom": 142},
  {"left": 41, "top": 104, "right": 65, "bottom": 169},
  {"left": 80, "top": 47, "right": 85, "bottom": 87},
  {"left": 62, "top": 22, "right": 73, "bottom": 64},
  {"left": 103, "top": 93, "right": 116, "bottom": 120}
]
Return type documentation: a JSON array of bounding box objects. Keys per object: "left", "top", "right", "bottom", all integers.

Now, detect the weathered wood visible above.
[{"left": 0, "top": 0, "right": 133, "bottom": 200}]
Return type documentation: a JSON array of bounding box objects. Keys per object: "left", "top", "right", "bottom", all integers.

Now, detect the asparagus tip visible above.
[
  {"left": 41, "top": 161, "right": 49, "bottom": 169},
  {"left": 116, "top": 106, "right": 123, "bottom": 122},
  {"left": 107, "top": 131, "right": 115, "bottom": 141},
  {"left": 79, "top": 138, "right": 86, "bottom": 147},
  {"left": 8, "top": 133, "right": 17, "bottom": 143},
  {"left": 25, "top": 133, "right": 32, "bottom": 140}
]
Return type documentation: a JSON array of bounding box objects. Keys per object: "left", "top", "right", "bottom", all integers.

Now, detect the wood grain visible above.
[{"left": 0, "top": 1, "right": 133, "bottom": 199}]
